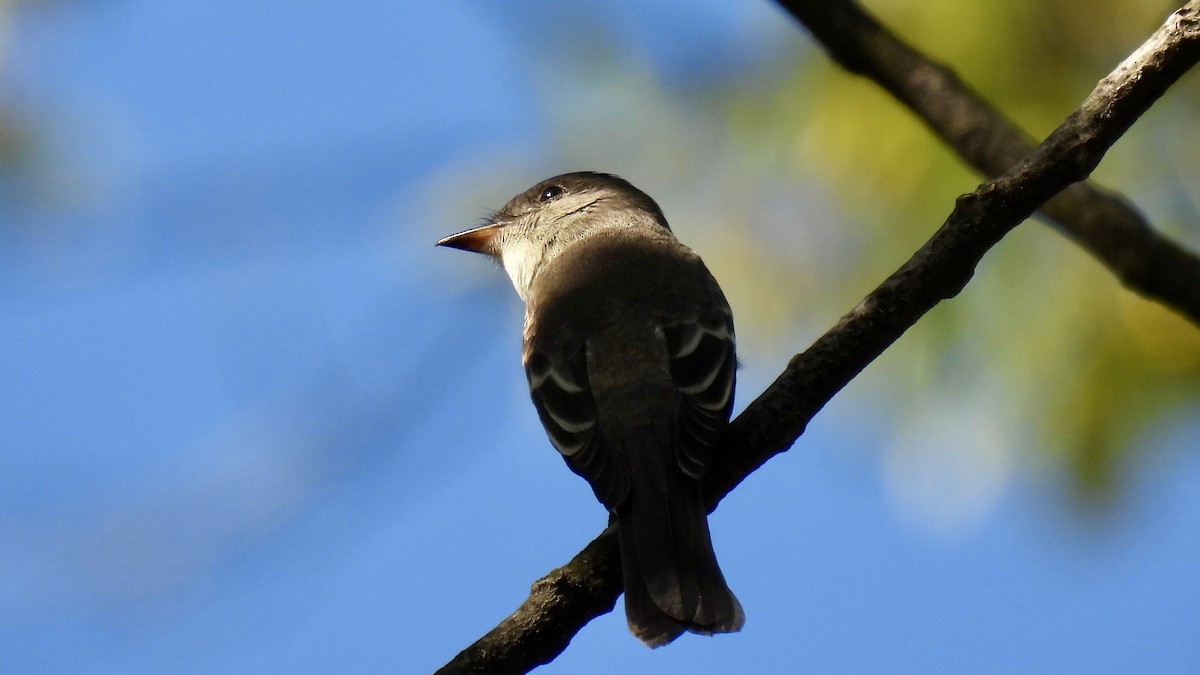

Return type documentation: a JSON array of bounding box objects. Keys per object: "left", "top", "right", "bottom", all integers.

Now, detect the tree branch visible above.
[
  {"left": 775, "top": 0, "right": 1200, "bottom": 326},
  {"left": 437, "top": 4, "right": 1200, "bottom": 673}
]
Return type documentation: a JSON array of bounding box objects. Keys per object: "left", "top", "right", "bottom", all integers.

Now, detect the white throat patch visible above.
[{"left": 500, "top": 237, "right": 544, "bottom": 301}]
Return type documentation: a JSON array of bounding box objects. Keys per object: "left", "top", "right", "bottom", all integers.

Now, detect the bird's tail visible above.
[{"left": 617, "top": 479, "right": 744, "bottom": 647}]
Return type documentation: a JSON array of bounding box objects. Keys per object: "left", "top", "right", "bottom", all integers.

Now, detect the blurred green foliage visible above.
[{"left": 724, "top": 0, "right": 1200, "bottom": 503}]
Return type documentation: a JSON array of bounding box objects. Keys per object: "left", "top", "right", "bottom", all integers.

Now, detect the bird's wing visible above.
[
  {"left": 526, "top": 346, "right": 630, "bottom": 511},
  {"left": 663, "top": 308, "right": 736, "bottom": 480}
]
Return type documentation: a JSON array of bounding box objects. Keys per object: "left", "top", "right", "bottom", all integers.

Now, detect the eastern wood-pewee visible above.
[{"left": 437, "top": 172, "right": 743, "bottom": 647}]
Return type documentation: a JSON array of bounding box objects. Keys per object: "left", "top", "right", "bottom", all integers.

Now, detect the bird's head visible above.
[{"left": 437, "top": 172, "right": 668, "bottom": 300}]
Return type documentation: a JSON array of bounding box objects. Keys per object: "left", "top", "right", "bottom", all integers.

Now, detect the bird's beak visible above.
[{"left": 436, "top": 223, "right": 503, "bottom": 256}]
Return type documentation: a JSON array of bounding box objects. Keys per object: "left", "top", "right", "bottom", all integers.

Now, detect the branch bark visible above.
[
  {"left": 775, "top": 0, "right": 1200, "bottom": 326},
  {"left": 438, "top": 4, "right": 1200, "bottom": 673}
]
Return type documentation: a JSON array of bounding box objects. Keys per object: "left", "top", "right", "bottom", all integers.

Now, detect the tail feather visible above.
[
  {"left": 617, "top": 482, "right": 743, "bottom": 647},
  {"left": 618, "top": 522, "right": 687, "bottom": 648}
]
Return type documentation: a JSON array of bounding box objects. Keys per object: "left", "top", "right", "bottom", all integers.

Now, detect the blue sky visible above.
[{"left": 2, "top": 2, "right": 1198, "bottom": 673}]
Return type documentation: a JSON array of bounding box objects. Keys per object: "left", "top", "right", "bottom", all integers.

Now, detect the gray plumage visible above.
[{"left": 438, "top": 172, "right": 743, "bottom": 646}]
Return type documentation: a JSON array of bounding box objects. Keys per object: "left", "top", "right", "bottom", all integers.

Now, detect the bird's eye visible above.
[{"left": 538, "top": 185, "right": 565, "bottom": 202}]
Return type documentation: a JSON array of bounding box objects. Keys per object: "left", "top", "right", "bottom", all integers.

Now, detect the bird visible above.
[{"left": 437, "top": 172, "right": 743, "bottom": 647}]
